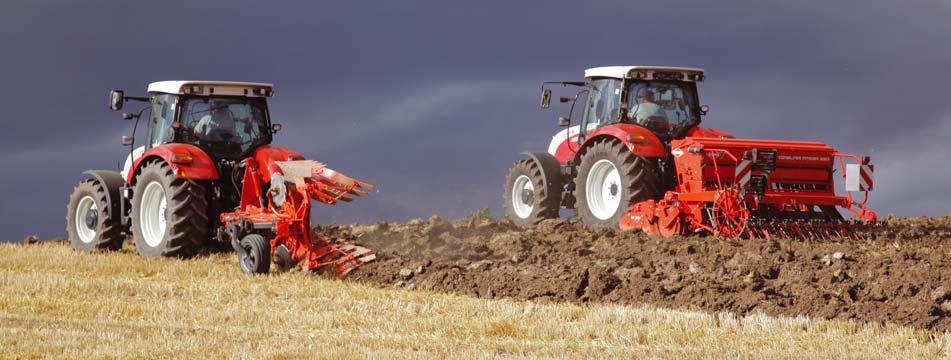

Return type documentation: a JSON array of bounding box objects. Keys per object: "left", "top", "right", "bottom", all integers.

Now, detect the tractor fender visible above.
[
  {"left": 521, "top": 151, "right": 564, "bottom": 196},
  {"left": 126, "top": 144, "right": 219, "bottom": 184},
  {"left": 577, "top": 124, "right": 667, "bottom": 159},
  {"left": 81, "top": 170, "right": 126, "bottom": 226},
  {"left": 251, "top": 146, "right": 304, "bottom": 180}
]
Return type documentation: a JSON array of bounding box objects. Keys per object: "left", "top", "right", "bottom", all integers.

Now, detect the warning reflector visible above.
[
  {"left": 735, "top": 160, "right": 753, "bottom": 189},
  {"left": 845, "top": 164, "right": 874, "bottom": 191}
]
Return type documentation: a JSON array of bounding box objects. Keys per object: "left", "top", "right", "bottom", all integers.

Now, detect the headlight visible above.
[{"left": 270, "top": 173, "right": 287, "bottom": 207}]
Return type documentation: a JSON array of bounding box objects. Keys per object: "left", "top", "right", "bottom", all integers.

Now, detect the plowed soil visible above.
[{"left": 327, "top": 216, "right": 951, "bottom": 332}]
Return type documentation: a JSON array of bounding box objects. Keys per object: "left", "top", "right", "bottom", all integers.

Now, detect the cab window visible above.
[
  {"left": 581, "top": 79, "right": 622, "bottom": 133},
  {"left": 148, "top": 94, "right": 176, "bottom": 147}
]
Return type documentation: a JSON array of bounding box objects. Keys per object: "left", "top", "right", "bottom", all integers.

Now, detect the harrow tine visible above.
[
  {"left": 805, "top": 224, "right": 816, "bottom": 239},
  {"left": 805, "top": 222, "right": 818, "bottom": 239},
  {"left": 849, "top": 224, "right": 861, "bottom": 240},
  {"left": 791, "top": 222, "right": 801, "bottom": 238},
  {"left": 747, "top": 223, "right": 759, "bottom": 239},
  {"left": 800, "top": 222, "right": 811, "bottom": 239},
  {"left": 807, "top": 223, "right": 820, "bottom": 239},
  {"left": 843, "top": 222, "right": 856, "bottom": 239},
  {"left": 816, "top": 224, "right": 826, "bottom": 239},
  {"left": 791, "top": 222, "right": 805, "bottom": 239},
  {"left": 835, "top": 222, "right": 848, "bottom": 238}
]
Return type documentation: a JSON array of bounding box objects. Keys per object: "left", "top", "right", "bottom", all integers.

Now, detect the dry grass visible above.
[{"left": 0, "top": 242, "right": 949, "bottom": 359}]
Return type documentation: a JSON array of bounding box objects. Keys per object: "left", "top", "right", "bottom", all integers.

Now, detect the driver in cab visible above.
[
  {"left": 194, "top": 104, "right": 236, "bottom": 141},
  {"left": 628, "top": 89, "right": 670, "bottom": 129}
]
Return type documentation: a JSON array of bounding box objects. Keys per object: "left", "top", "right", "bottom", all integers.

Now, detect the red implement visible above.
[
  {"left": 620, "top": 137, "right": 876, "bottom": 239},
  {"left": 220, "top": 158, "right": 375, "bottom": 276}
]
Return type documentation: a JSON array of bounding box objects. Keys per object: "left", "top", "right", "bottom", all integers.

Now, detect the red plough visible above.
[{"left": 221, "top": 158, "right": 375, "bottom": 275}]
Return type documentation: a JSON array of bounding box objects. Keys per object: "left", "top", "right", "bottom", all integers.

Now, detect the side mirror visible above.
[
  {"left": 109, "top": 90, "right": 124, "bottom": 111},
  {"left": 558, "top": 117, "right": 570, "bottom": 127},
  {"left": 700, "top": 104, "right": 710, "bottom": 115},
  {"left": 271, "top": 123, "right": 283, "bottom": 133},
  {"left": 121, "top": 135, "right": 133, "bottom": 146},
  {"left": 540, "top": 89, "right": 552, "bottom": 109}
]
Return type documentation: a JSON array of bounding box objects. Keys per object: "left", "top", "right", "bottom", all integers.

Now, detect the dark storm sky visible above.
[{"left": 2, "top": 0, "right": 950, "bottom": 240}]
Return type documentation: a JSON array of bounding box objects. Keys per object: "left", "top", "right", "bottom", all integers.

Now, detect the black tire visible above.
[
  {"left": 574, "top": 139, "right": 660, "bottom": 228},
  {"left": 238, "top": 234, "right": 270, "bottom": 274},
  {"left": 503, "top": 159, "right": 560, "bottom": 227},
  {"left": 131, "top": 160, "right": 209, "bottom": 257},
  {"left": 66, "top": 179, "right": 124, "bottom": 252}
]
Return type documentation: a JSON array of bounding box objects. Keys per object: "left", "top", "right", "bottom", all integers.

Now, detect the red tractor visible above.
[
  {"left": 66, "top": 81, "right": 374, "bottom": 274},
  {"left": 504, "top": 66, "right": 876, "bottom": 238}
]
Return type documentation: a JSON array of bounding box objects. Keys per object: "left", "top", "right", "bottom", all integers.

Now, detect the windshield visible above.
[
  {"left": 626, "top": 81, "right": 699, "bottom": 137},
  {"left": 178, "top": 97, "right": 271, "bottom": 157}
]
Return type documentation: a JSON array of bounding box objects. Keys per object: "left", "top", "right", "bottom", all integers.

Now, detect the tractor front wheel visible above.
[
  {"left": 574, "top": 139, "right": 660, "bottom": 228},
  {"left": 66, "top": 179, "right": 124, "bottom": 252},
  {"left": 131, "top": 161, "right": 209, "bottom": 258}
]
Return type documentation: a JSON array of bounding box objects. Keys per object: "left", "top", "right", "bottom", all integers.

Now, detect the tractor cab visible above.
[
  {"left": 578, "top": 66, "right": 705, "bottom": 141},
  {"left": 110, "top": 81, "right": 280, "bottom": 166},
  {"left": 541, "top": 66, "right": 706, "bottom": 150},
  {"left": 143, "top": 81, "right": 277, "bottom": 159}
]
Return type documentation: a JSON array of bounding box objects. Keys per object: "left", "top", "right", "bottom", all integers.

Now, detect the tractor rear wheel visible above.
[
  {"left": 66, "top": 179, "right": 124, "bottom": 252},
  {"left": 503, "top": 159, "right": 560, "bottom": 226},
  {"left": 574, "top": 139, "right": 660, "bottom": 228},
  {"left": 131, "top": 161, "right": 209, "bottom": 258}
]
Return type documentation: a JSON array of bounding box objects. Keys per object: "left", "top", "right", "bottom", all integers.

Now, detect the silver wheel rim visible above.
[
  {"left": 511, "top": 175, "right": 534, "bottom": 219},
  {"left": 75, "top": 196, "right": 97, "bottom": 243},
  {"left": 586, "top": 159, "right": 622, "bottom": 220},
  {"left": 140, "top": 181, "right": 167, "bottom": 247}
]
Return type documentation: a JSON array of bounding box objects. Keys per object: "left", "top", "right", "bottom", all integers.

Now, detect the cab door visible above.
[
  {"left": 578, "top": 78, "right": 622, "bottom": 143},
  {"left": 146, "top": 94, "right": 178, "bottom": 149}
]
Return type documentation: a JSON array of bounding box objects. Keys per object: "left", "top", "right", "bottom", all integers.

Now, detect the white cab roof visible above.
[
  {"left": 147, "top": 81, "right": 274, "bottom": 97},
  {"left": 584, "top": 66, "right": 705, "bottom": 81}
]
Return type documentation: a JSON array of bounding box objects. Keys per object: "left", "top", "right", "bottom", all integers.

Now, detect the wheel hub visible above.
[
  {"left": 242, "top": 244, "right": 257, "bottom": 267},
  {"left": 520, "top": 188, "right": 534, "bottom": 205},
  {"left": 511, "top": 175, "right": 535, "bottom": 219},
  {"left": 74, "top": 196, "right": 98, "bottom": 244},
  {"left": 84, "top": 208, "right": 98, "bottom": 229}
]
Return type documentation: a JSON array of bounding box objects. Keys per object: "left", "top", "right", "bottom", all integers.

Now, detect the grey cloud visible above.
[{"left": 872, "top": 114, "right": 951, "bottom": 216}]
